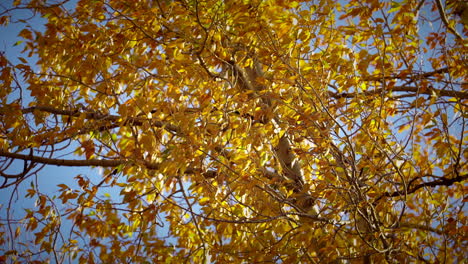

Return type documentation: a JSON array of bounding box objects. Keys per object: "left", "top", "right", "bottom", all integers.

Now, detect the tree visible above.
[{"left": 0, "top": 0, "right": 467, "bottom": 262}]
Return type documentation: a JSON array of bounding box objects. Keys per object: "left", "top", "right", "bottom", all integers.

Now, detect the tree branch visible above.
[
  {"left": 363, "top": 67, "right": 450, "bottom": 82},
  {"left": 0, "top": 149, "right": 219, "bottom": 178},
  {"left": 0, "top": 149, "right": 130, "bottom": 168},
  {"left": 330, "top": 86, "right": 468, "bottom": 100},
  {"left": 23, "top": 105, "right": 181, "bottom": 133},
  {"left": 434, "top": 0, "right": 464, "bottom": 41},
  {"left": 379, "top": 174, "right": 467, "bottom": 200},
  {"left": 398, "top": 222, "right": 444, "bottom": 235}
]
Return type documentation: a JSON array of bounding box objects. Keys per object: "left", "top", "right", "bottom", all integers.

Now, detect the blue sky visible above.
[{"left": 0, "top": 3, "right": 106, "bottom": 261}]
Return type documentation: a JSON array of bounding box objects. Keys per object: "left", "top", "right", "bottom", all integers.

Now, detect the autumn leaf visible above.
[{"left": 81, "top": 140, "right": 95, "bottom": 160}]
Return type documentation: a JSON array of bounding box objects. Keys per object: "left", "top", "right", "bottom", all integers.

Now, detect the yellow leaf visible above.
[
  {"left": 199, "top": 197, "right": 210, "bottom": 206},
  {"left": 18, "top": 28, "right": 33, "bottom": 40}
]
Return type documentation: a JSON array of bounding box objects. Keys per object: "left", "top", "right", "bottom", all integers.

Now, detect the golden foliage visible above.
[{"left": 0, "top": 0, "right": 467, "bottom": 262}]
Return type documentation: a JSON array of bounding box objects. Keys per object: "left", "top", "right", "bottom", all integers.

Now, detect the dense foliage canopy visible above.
[{"left": 0, "top": 0, "right": 467, "bottom": 263}]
